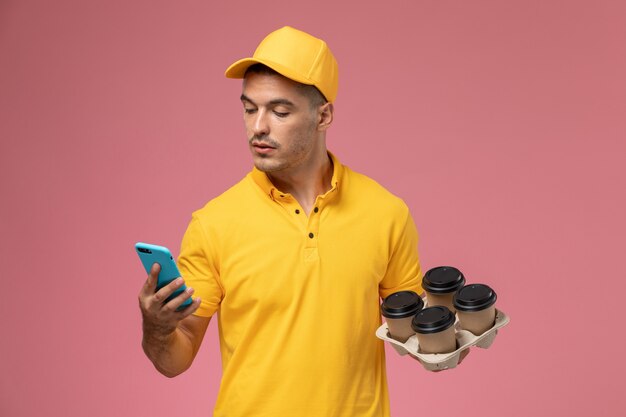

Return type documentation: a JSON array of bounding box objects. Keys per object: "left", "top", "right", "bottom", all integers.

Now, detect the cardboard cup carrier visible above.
[{"left": 377, "top": 284, "right": 509, "bottom": 371}]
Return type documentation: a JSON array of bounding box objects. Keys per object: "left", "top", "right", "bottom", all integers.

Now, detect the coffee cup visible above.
[
  {"left": 381, "top": 291, "right": 424, "bottom": 342},
  {"left": 453, "top": 284, "right": 497, "bottom": 335},
  {"left": 422, "top": 266, "right": 465, "bottom": 312},
  {"left": 411, "top": 306, "right": 457, "bottom": 354}
]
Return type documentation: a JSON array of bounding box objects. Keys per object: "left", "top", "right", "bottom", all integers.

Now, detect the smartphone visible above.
[{"left": 135, "top": 242, "right": 192, "bottom": 310}]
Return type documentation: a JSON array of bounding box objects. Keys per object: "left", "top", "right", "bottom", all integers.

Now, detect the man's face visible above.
[{"left": 241, "top": 72, "right": 320, "bottom": 174}]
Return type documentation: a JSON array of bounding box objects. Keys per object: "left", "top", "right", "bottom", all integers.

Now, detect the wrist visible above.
[{"left": 142, "top": 322, "right": 177, "bottom": 358}]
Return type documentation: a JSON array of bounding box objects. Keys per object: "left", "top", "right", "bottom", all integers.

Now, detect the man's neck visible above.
[{"left": 267, "top": 152, "right": 333, "bottom": 215}]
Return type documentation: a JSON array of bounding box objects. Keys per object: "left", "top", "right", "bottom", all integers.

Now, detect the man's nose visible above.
[{"left": 251, "top": 110, "right": 269, "bottom": 137}]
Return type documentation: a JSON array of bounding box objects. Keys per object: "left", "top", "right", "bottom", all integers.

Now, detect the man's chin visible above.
[{"left": 252, "top": 158, "right": 282, "bottom": 173}]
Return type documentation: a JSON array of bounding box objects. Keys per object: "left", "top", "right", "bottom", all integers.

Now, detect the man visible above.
[{"left": 138, "top": 26, "right": 423, "bottom": 417}]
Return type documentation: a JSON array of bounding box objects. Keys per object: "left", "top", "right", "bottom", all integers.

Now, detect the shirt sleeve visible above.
[
  {"left": 379, "top": 207, "right": 423, "bottom": 299},
  {"left": 177, "top": 214, "right": 223, "bottom": 317}
]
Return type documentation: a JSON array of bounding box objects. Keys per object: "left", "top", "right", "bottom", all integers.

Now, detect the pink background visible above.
[{"left": 1, "top": 1, "right": 625, "bottom": 416}]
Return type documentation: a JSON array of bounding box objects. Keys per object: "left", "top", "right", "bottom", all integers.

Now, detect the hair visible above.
[{"left": 244, "top": 63, "right": 328, "bottom": 109}]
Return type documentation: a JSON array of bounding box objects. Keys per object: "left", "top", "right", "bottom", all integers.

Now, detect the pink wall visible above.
[{"left": 1, "top": 1, "right": 624, "bottom": 416}]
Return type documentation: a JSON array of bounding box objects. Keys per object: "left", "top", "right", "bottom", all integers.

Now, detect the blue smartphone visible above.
[{"left": 135, "top": 242, "right": 192, "bottom": 310}]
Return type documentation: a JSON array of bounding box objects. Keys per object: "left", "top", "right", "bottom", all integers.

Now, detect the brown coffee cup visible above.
[
  {"left": 422, "top": 266, "right": 465, "bottom": 312},
  {"left": 411, "top": 306, "right": 457, "bottom": 354},
  {"left": 381, "top": 291, "right": 424, "bottom": 342},
  {"left": 453, "top": 284, "right": 497, "bottom": 335}
]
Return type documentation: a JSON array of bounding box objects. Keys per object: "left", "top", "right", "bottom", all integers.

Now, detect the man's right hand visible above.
[
  {"left": 138, "top": 263, "right": 209, "bottom": 377},
  {"left": 138, "top": 263, "right": 200, "bottom": 337}
]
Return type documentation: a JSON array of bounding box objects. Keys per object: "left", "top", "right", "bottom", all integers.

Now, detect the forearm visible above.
[{"left": 142, "top": 325, "right": 195, "bottom": 377}]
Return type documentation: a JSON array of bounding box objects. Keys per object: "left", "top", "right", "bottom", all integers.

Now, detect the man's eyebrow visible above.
[
  {"left": 240, "top": 94, "right": 295, "bottom": 107},
  {"left": 268, "top": 98, "right": 295, "bottom": 107}
]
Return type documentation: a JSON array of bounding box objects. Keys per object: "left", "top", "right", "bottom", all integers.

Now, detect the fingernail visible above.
[
  {"left": 176, "top": 278, "right": 183, "bottom": 285},
  {"left": 187, "top": 287, "right": 194, "bottom": 294}
]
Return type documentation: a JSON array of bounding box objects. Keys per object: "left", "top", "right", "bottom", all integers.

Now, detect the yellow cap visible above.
[{"left": 225, "top": 26, "right": 339, "bottom": 103}]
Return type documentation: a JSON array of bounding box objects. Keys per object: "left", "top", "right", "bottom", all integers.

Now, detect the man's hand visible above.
[
  {"left": 138, "top": 263, "right": 207, "bottom": 377},
  {"left": 138, "top": 263, "right": 201, "bottom": 337}
]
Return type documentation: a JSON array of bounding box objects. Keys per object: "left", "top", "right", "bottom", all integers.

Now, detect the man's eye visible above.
[
  {"left": 244, "top": 108, "right": 257, "bottom": 114},
  {"left": 274, "top": 111, "right": 289, "bottom": 118}
]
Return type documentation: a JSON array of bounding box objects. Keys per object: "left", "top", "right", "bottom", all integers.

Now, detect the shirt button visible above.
[
  {"left": 295, "top": 209, "right": 300, "bottom": 214},
  {"left": 308, "top": 233, "right": 314, "bottom": 239},
  {"left": 314, "top": 207, "right": 319, "bottom": 213}
]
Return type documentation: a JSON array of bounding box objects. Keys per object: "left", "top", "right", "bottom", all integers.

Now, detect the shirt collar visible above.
[{"left": 250, "top": 151, "right": 343, "bottom": 199}]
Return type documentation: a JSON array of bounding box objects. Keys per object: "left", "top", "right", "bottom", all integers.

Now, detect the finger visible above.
[
  {"left": 177, "top": 296, "right": 202, "bottom": 319},
  {"left": 153, "top": 277, "right": 184, "bottom": 304},
  {"left": 148, "top": 263, "right": 160, "bottom": 287},
  {"left": 141, "top": 263, "right": 160, "bottom": 294},
  {"left": 165, "top": 286, "right": 195, "bottom": 312},
  {"left": 139, "top": 264, "right": 160, "bottom": 303}
]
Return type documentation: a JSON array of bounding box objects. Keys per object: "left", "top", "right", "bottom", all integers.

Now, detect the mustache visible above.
[{"left": 249, "top": 135, "right": 279, "bottom": 148}]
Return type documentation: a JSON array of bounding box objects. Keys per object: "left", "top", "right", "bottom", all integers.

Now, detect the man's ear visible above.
[{"left": 317, "top": 103, "right": 334, "bottom": 131}]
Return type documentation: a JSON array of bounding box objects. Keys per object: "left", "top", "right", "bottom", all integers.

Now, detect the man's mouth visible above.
[
  {"left": 251, "top": 141, "right": 277, "bottom": 154},
  {"left": 251, "top": 141, "right": 276, "bottom": 149}
]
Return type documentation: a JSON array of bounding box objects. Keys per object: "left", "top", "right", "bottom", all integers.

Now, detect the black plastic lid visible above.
[
  {"left": 453, "top": 284, "right": 497, "bottom": 312},
  {"left": 411, "top": 306, "right": 456, "bottom": 334},
  {"left": 422, "top": 266, "right": 466, "bottom": 294},
  {"left": 381, "top": 291, "right": 424, "bottom": 319}
]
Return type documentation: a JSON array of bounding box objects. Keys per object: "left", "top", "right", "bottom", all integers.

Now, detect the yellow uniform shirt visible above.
[{"left": 178, "top": 153, "right": 422, "bottom": 417}]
